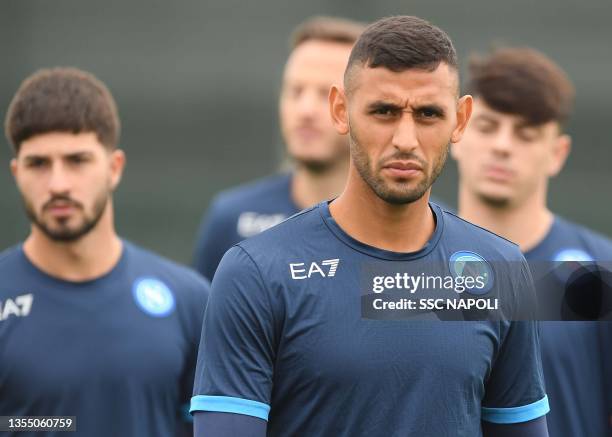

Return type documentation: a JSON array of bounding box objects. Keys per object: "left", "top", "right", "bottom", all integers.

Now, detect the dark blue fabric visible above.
[
  {"left": 525, "top": 216, "right": 612, "bottom": 437},
  {"left": 194, "top": 412, "right": 266, "bottom": 437},
  {"left": 193, "top": 173, "right": 297, "bottom": 281},
  {"left": 0, "top": 241, "right": 209, "bottom": 437},
  {"left": 192, "top": 202, "right": 547, "bottom": 436},
  {"left": 482, "top": 416, "right": 549, "bottom": 437},
  {"left": 192, "top": 172, "right": 452, "bottom": 281}
]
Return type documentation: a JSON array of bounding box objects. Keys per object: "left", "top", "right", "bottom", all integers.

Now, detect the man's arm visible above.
[
  {"left": 481, "top": 259, "right": 549, "bottom": 428},
  {"left": 482, "top": 416, "right": 549, "bottom": 437},
  {"left": 194, "top": 412, "right": 266, "bottom": 437},
  {"left": 190, "top": 245, "right": 276, "bottom": 436}
]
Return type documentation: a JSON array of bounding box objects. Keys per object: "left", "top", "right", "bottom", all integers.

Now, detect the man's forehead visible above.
[
  {"left": 284, "top": 41, "right": 352, "bottom": 78},
  {"left": 472, "top": 98, "right": 560, "bottom": 132},
  {"left": 348, "top": 63, "right": 459, "bottom": 102},
  {"left": 18, "top": 132, "right": 102, "bottom": 156},
  {"left": 472, "top": 99, "right": 533, "bottom": 125}
]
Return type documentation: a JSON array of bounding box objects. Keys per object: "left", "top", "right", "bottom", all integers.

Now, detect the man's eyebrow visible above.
[
  {"left": 411, "top": 103, "right": 446, "bottom": 114},
  {"left": 64, "top": 151, "right": 94, "bottom": 158},
  {"left": 366, "top": 100, "right": 403, "bottom": 111},
  {"left": 22, "top": 154, "right": 49, "bottom": 162},
  {"left": 473, "top": 113, "right": 497, "bottom": 122}
]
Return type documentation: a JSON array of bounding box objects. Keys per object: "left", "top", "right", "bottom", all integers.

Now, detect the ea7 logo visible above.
[
  {"left": 289, "top": 259, "right": 340, "bottom": 280},
  {"left": 0, "top": 293, "right": 34, "bottom": 321}
]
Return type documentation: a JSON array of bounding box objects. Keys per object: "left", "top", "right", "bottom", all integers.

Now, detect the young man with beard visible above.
[
  {"left": 0, "top": 68, "right": 209, "bottom": 437},
  {"left": 452, "top": 47, "right": 612, "bottom": 437},
  {"left": 191, "top": 17, "right": 549, "bottom": 437}
]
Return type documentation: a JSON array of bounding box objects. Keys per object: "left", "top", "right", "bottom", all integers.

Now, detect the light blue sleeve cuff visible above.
[
  {"left": 482, "top": 395, "right": 550, "bottom": 424},
  {"left": 190, "top": 395, "right": 270, "bottom": 421}
]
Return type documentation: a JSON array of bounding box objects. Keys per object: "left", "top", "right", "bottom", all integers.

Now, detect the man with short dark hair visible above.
[
  {"left": 453, "top": 47, "right": 612, "bottom": 437},
  {"left": 0, "top": 67, "right": 209, "bottom": 437},
  {"left": 191, "top": 17, "right": 549, "bottom": 437}
]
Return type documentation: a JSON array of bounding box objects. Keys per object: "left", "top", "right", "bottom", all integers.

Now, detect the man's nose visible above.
[
  {"left": 391, "top": 116, "right": 419, "bottom": 152},
  {"left": 295, "top": 89, "right": 322, "bottom": 119},
  {"left": 490, "top": 130, "right": 513, "bottom": 156},
  {"left": 48, "top": 162, "right": 71, "bottom": 194}
]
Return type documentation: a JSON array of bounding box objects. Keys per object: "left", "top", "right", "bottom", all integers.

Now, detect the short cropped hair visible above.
[
  {"left": 345, "top": 15, "right": 457, "bottom": 92},
  {"left": 465, "top": 47, "right": 574, "bottom": 126},
  {"left": 5, "top": 67, "right": 120, "bottom": 153},
  {"left": 290, "top": 16, "right": 366, "bottom": 49}
]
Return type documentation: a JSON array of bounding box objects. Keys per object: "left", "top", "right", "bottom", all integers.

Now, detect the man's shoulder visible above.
[
  {"left": 210, "top": 173, "right": 292, "bottom": 212},
  {"left": 0, "top": 245, "right": 22, "bottom": 269},
  {"left": 237, "top": 205, "right": 320, "bottom": 251},
  {"left": 554, "top": 216, "right": 612, "bottom": 259},
  {"left": 0, "top": 245, "right": 27, "bottom": 295},
  {"left": 124, "top": 241, "right": 210, "bottom": 296},
  {"left": 440, "top": 209, "right": 523, "bottom": 260}
]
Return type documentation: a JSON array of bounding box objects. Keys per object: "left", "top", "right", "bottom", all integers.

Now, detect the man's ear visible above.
[
  {"left": 329, "top": 85, "right": 349, "bottom": 135},
  {"left": 109, "top": 148, "right": 126, "bottom": 190},
  {"left": 548, "top": 134, "right": 571, "bottom": 177},
  {"left": 451, "top": 95, "right": 473, "bottom": 144},
  {"left": 10, "top": 158, "right": 18, "bottom": 179}
]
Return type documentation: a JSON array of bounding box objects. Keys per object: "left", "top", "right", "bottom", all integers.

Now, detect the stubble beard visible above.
[
  {"left": 23, "top": 189, "right": 110, "bottom": 243},
  {"left": 349, "top": 126, "right": 448, "bottom": 205}
]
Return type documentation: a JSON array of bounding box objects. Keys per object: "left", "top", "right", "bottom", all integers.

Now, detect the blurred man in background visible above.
[
  {"left": 452, "top": 47, "right": 612, "bottom": 437},
  {"left": 0, "top": 67, "right": 208, "bottom": 437},
  {"left": 192, "top": 16, "right": 365, "bottom": 281}
]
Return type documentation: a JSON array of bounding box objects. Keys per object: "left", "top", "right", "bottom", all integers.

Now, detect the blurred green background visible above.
[{"left": 1, "top": 0, "right": 610, "bottom": 264}]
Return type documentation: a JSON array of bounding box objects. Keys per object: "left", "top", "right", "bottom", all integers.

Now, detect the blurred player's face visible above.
[
  {"left": 280, "top": 40, "right": 352, "bottom": 171},
  {"left": 11, "top": 132, "right": 125, "bottom": 242},
  {"left": 452, "top": 99, "right": 570, "bottom": 207},
  {"left": 330, "top": 63, "right": 471, "bottom": 204}
]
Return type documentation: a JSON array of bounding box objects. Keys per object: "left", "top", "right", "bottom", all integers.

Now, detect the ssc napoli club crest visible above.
[
  {"left": 449, "top": 251, "right": 494, "bottom": 295},
  {"left": 132, "top": 277, "right": 175, "bottom": 317},
  {"left": 553, "top": 248, "right": 594, "bottom": 282},
  {"left": 553, "top": 248, "right": 593, "bottom": 263}
]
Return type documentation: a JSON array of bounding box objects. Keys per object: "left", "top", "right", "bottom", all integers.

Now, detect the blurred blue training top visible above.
[
  {"left": 0, "top": 240, "right": 209, "bottom": 437},
  {"left": 191, "top": 202, "right": 548, "bottom": 436},
  {"left": 525, "top": 216, "right": 612, "bottom": 437},
  {"left": 192, "top": 172, "right": 452, "bottom": 281}
]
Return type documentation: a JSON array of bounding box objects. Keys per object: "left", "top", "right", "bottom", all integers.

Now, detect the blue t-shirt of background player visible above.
[
  {"left": 192, "top": 172, "right": 452, "bottom": 281},
  {"left": 525, "top": 216, "right": 612, "bottom": 437},
  {"left": 0, "top": 240, "right": 209, "bottom": 437},
  {"left": 191, "top": 202, "right": 548, "bottom": 436}
]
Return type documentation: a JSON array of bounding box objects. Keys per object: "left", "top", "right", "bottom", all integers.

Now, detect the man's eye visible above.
[
  {"left": 286, "top": 86, "right": 303, "bottom": 99},
  {"left": 474, "top": 121, "right": 496, "bottom": 134},
  {"left": 516, "top": 129, "right": 539, "bottom": 142},
  {"left": 68, "top": 156, "right": 88, "bottom": 164},
  {"left": 418, "top": 108, "right": 441, "bottom": 119},
  {"left": 26, "top": 159, "right": 47, "bottom": 168},
  {"left": 372, "top": 107, "right": 397, "bottom": 116}
]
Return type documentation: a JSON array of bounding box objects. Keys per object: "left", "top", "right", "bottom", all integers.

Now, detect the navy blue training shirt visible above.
[
  {"left": 0, "top": 240, "right": 209, "bottom": 437},
  {"left": 192, "top": 202, "right": 548, "bottom": 436},
  {"left": 525, "top": 216, "right": 612, "bottom": 437},
  {"left": 193, "top": 173, "right": 297, "bottom": 281},
  {"left": 192, "top": 172, "right": 452, "bottom": 281}
]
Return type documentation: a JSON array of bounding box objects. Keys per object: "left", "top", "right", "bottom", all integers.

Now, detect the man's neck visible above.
[
  {"left": 291, "top": 159, "right": 349, "bottom": 209},
  {"left": 458, "top": 188, "right": 553, "bottom": 252},
  {"left": 329, "top": 170, "right": 435, "bottom": 253},
  {"left": 23, "top": 208, "right": 123, "bottom": 282}
]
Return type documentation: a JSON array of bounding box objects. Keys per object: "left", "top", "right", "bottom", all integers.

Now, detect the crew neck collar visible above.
[
  {"left": 318, "top": 200, "right": 444, "bottom": 261},
  {"left": 19, "top": 240, "right": 129, "bottom": 288}
]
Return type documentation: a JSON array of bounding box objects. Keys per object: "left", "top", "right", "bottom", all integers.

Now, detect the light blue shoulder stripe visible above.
[
  {"left": 190, "top": 395, "right": 270, "bottom": 421},
  {"left": 482, "top": 395, "right": 550, "bottom": 424}
]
